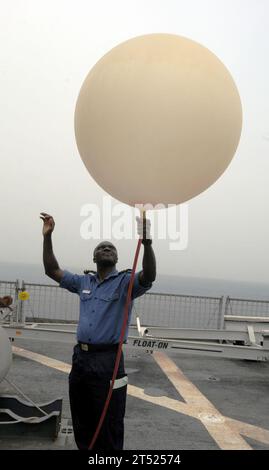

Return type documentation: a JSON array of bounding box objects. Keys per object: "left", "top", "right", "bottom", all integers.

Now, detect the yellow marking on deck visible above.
[
  {"left": 13, "top": 346, "right": 269, "bottom": 449},
  {"left": 153, "top": 351, "right": 251, "bottom": 450},
  {"left": 127, "top": 384, "right": 190, "bottom": 414},
  {"left": 12, "top": 346, "right": 71, "bottom": 374},
  {"left": 226, "top": 417, "right": 269, "bottom": 446}
]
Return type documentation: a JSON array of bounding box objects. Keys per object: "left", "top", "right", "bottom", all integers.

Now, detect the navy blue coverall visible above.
[{"left": 60, "top": 268, "right": 152, "bottom": 450}]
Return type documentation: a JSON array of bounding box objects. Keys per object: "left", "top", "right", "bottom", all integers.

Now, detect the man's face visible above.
[{"left": 93, "top": 241, "right": 118, "bottom": 267}]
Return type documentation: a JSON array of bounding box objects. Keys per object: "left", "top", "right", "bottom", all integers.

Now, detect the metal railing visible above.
[
  {"left": 2, "top": 279, "right": 269, "bottom": 329},
  {"left": 225, "top": 296, "right": 269, "bottom": 318},
  {"left": 19, "top": 281, "right": 223, "bottom": 329},
  {"left": 21, "top": 282, "right": 79, "bottom": 323},
  {"left": 0, "top": 280, "right": 18, "bottom": 299},
  {"left": 133, "top": 292, "right": 223, "bottom": 329},
  {"left": 0, "top": 280, "right": 19, "bottom": 322}
]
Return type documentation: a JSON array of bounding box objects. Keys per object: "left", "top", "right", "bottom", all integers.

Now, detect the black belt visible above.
[{"left": 78, "top": 342, "right": 119, "bottom": 352}]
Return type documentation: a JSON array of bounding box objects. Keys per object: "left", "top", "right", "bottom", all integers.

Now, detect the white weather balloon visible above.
[
  {"left": 75, "top": 34, "right": 242, "bottom": 207},
  {"left": 0, "top": 326, "right": 12, "bottom": 382}
]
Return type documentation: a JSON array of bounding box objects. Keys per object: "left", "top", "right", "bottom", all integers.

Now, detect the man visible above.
[{"left": 40, "top": 212, "right": 156, "bottom": 450}]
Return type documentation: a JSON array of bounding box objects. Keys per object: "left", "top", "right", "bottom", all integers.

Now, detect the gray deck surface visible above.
[{"left": 0, "top": 338, "right": 268, "bottom": 450}]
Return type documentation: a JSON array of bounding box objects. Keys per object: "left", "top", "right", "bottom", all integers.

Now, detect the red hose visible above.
[{"left": 89, "top": 237, "right": 143, "bottom": 449}]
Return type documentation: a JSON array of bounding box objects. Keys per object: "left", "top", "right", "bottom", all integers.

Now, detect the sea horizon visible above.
[{"left": 1, "top": 261, "right": 269, "bottom": 301}]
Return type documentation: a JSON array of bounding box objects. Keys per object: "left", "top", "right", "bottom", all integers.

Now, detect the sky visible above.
[{"left": 0, "top": 0, "right": 269, "bottom": 283}]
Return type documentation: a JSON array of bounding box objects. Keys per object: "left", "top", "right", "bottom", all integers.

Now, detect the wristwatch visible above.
[{"left": 142, "top": 238, "right": 152, "bottom": 246}]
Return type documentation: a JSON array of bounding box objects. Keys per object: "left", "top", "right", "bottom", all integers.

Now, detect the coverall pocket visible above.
[{"left": 98, "top": 292, "right": 120, "bottom": 302}]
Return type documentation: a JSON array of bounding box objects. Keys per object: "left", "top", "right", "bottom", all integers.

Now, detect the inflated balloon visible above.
[
  {"left": 0, "top": 326, "right": 12, "bottom": 382},
  {"left": 75, "top": 34, "right": 242, "bottom": 207}
]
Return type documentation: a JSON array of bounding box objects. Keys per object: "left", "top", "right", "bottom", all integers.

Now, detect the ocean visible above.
[{"left": 1, "top": 261, "right": 269, "bottom": 300}]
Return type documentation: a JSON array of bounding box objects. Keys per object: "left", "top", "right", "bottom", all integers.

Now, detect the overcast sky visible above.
[{"left": 0, "top": 0, "right": 268, "bottom": 283}]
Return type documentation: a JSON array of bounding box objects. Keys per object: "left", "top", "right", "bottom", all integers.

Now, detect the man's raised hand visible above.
[
  {"left": 40, "top": 212, "right": 55, "bottom": 236},
  {"left": 136, "top": 215, "right": 151, "bottom": 243}
]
